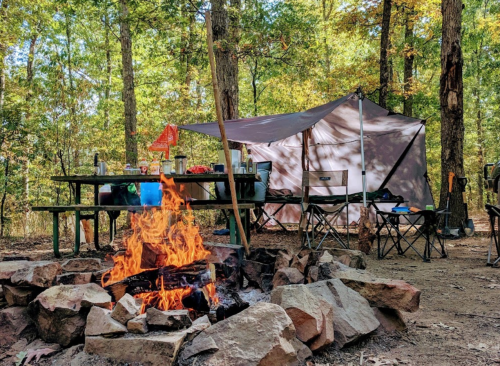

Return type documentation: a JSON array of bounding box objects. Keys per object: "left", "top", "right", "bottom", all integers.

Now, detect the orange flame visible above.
[{"left": 102, "top": 175, "right": 216, "bottom": 312}]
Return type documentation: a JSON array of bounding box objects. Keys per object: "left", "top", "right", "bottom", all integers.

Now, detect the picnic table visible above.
[{"left": 33, "top": 174, "right": 257, "bottom": 257}]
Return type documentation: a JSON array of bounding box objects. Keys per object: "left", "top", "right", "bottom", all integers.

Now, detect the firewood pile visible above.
[{"left": 0, "top": 245, "right": 420, "bottom": 366}]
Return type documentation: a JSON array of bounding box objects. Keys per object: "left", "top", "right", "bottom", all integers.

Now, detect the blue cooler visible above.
[{"left": 140, "top": 183, "right": 163, "bottom": 206}]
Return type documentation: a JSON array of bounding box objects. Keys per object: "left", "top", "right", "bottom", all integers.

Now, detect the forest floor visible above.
[{"left": 1, "top": 212, "right": 500, "bottom": 365}]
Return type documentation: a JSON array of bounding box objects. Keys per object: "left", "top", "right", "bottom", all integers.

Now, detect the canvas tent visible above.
[{"left": 180, "top": 93, "right": 433, "bottom": 223}]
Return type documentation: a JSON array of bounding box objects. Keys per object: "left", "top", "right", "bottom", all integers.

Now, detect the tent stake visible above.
[{"left": 205, "top": 11, "right": 250, "bottom": 256}]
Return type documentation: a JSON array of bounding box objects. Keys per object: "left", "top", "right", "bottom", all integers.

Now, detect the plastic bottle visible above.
[
  {"left": 139, "top": 158, "right": 149, "bottom": 175},
  {"left": 150, "top": 158, "right": 160, "bottom": 175},
  {"left": 247, "top": 149, "right": 254, "bottom": 174}
]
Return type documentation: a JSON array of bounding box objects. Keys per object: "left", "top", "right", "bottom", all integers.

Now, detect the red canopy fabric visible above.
[{"left": 149, "top": 125, "right": 178, "bottom": 158}]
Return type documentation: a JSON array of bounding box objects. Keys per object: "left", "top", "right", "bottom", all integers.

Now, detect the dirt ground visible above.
[{"left": 1, "top": 213, "right": 500, "bottom": 366}]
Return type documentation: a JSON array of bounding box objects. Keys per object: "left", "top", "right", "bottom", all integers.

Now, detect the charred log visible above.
[{"left": 104, "top": 260, "right": 216, "bottom": 301}]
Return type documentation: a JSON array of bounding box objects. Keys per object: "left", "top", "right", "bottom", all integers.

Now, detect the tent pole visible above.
[
  {"left": 205, "top": 11, "right": 250, "bottom": 256},
  {"left": 357, "top": 87, "right": 367, "bottom": 207}
]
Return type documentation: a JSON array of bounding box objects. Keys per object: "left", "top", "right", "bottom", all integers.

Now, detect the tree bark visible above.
[
  {"left": 104, "top": 11, "right": 111, "bottom": 129},
  {"left": 439, "top": 0, "right": 465, "bottom": 227},
  {"left": 119, "top": 0, "right": 138, "bottom": 166},
  {"left": 1, "top": 158, "right": 9, "bottom": 237},
  {"left": 23, "top": 33, "right": 37, "bottom": 237},
  {"left": 211, "top": 0, "right": 241, "bottom": 150},
  {"left": 379, "top": 0, "right": 392, "bottom": 109},
  {"left": 0, "top": 0, "right": 8, "bottom": 117},
  {"left": 403, "top": 7, "right": 414, "bottom": 117}
]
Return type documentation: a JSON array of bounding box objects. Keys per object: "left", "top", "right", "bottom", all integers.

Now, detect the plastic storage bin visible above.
[{"left": 140, "top": 183, "right": 163, "bottom": 206}]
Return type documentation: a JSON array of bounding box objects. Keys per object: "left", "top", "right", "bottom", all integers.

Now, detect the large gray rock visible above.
[
  {"left": 62, "top": 258, "right": 102, "bottom": 273},
  {"left": 309, "top": 297, "right": 334, "bottom": 351},
  {"left": 85, "top": 332, "right": 186, "bottom": 366},
  {"left": 146, "top": 308, "right": 192, "bottom": 330},
  {"left": 270, "top": 285, "right": 325, "bottom": 343},
  {"left": 307, "top": 279, "right": 379, "bottom": 348},
  {"left": 179, "top": 302, "right": 300, "bottom": 366},
  {"left": 27, "top": 283, "right": 112, "bottom": 346},
  {"left": 0, "top": 306, "right": 37, "bottom": 347},
  {"left": 111, "top": 293, "right": 142, "bottom": 325},
  {"left": 332, "top": 269, "right": 421, "bottom": 312},
  {"left": 11, "top": 261, "right": 62, "bottom": 288},
  {"left": 3, "top": 285, "right": 39, "bottom": 306},
  {"left": 0, "top": 261, "right": 30, "bottom": 281},
  {"left": 85, "top": 306, "right": 128, "bottom": 337}
]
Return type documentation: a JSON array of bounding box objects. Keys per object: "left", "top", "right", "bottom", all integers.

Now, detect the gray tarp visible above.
[{"left": 180, "top": 93, "right": 433, "bottom": 223}]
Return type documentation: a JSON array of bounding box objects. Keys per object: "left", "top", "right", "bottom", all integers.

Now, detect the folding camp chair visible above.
[
  {"left": 486, "top": 204, "right": 500, "bottom": 266},
  {"left": 300, "top": 170, "right": 349, "bottom": 249}
]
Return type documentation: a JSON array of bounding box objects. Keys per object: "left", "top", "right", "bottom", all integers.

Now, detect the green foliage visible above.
[{"left": 0, "top": 0, "right": 499, "bottom": 236}]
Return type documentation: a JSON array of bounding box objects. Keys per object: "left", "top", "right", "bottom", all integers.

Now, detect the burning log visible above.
[{"left": 104, "top": 260, "right": 216, "bottom": 302}]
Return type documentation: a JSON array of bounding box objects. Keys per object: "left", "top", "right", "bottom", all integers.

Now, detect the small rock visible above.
[
  {"left": 306, "top": 266, "right": 319, "bottom": 283},
  {"left": 85, "top": 332, "right": 186, "bottom": 366},
  {"left": 290, "top": 337, "right": 313, "bottom": 363},
  {"left": 246, "top": 248, "right": 278, "bottom": 264},
  {"left": 0, "top": 306, "right": 37, "bottom": 347},
  {"left": 181, "top": 333, "right": 219, "bottom": 360},
  {"left": 56, "top": 272, "right": 93, "bottom": 285},
  {"left": 182, "top": 315, "right": 211, "bottom": 342},
  {"left": 146, "top": 308, "right": 192, "bottom": 330},
  {"left": 242, "top": 260, "right": 274, "bottom": 290},
  {"left": 271, "top": 285, "right": 325, "bottom": 343},
  {"left": 0, "top": 261, "right": 30, "bottom": 281},
  {"left": 327, "top": 248, "right": 367, "bottom": 269},
  {"left": 179, "top": 302, "right": 299, "bottom": 366},
  {"left": 11, "top": 261, "right": 62, "bottom": 288},
  {"left": 3, "top": 285, "right": 39, "bottom": 306},
  {"left": 272, "top": 267, "right": 305, "bottom": 288},
  {"left": 275, "top": 250, "right": 293, "bottom": 271},
  {"left": 316, "top": 261, "right": 346, "bottom": 281},
  {"left": 318, "top": 251, "right": 334, "bottom": 264},
  {"left": 62, "top": 258, "right": 102, "bottom": 273},
  {"left": 127, "top": 313, "right": 148, "bottom": 334},
  {"left": 111, "top": 293, "right": 142, "bottom": 325},
  {"left": 373, "top": 307, "right": 407, "bottom": 334},
  {"left": 291, "top": 255, "right": 309, "bottom": 274},
  {"left": 85, "top": 306, "right": 128, "bottom": 337}
]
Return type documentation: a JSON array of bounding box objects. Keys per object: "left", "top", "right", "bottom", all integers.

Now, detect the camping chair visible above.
[{"left": 300, "top": 170, "right": 349, "bottom": 249}]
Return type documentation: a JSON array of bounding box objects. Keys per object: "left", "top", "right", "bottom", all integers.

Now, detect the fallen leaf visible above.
[{"left": 25, "top": 348, "right": 59, "bottom": 364}]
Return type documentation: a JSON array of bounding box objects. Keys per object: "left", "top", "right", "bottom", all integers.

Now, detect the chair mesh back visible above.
[{"left": 302, "top": 170, "right": 348, "bottom": 188}]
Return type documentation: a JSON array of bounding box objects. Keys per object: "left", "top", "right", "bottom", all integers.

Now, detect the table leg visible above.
[
  {"left": 93, "top": 184, "right": 100, "bottom": 250},
  {"left": 53, "top": 212, "right": 60, "bottom": 258},
  {"left": 229, "top": 211, "right": 237, "bottom": 244},
  {"left": 74, "top": 183, "right": 81, "bottom": 255}
]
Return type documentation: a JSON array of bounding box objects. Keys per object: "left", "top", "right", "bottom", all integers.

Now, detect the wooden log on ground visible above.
[{"left": 104, "top": 260, "right": 216, "bottom": 301}]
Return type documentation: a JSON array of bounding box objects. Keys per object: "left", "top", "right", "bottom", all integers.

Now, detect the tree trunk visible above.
[
  {"left": 379, "top": 0, "right": 392, "bottom": 109},
  {"left": 104, "top": 11, "right": 111, "bottom": 129},
  {"left": 211, "top": 0, "right": 241, "bottom": 150},
  {"left": 403, "top": 7, "right": 414, "bottom": 117},
  {"left": 119, "top": 0, "right": 138, "bottom": 166},
  {"left": 0, "top": 0, "right": 8, "bottom": 117},
  {"left": 1, "top": 158, "right": 9, "bottom": 237},
  {"left": 23, "top": 33, "right": 37, "bottom": 237},
  {"left": 439, "top": 0, "right": 465, "bottom": 227},
  {"left": 322, "top": 0, "right": 333, "bottom": 96}
]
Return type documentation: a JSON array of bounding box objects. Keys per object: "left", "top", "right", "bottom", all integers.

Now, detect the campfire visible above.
[{"left": 101, "top": 176, "right": 218, "bottom": 314}]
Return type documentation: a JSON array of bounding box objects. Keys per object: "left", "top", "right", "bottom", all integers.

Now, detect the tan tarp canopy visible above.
[{"left": 180, "top": 93, "right": 432, "bottom": 223}]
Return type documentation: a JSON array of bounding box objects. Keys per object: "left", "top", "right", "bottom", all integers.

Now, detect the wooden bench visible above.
[{"left": 32, "top": 202, "right": 255, "bottom": 258}]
